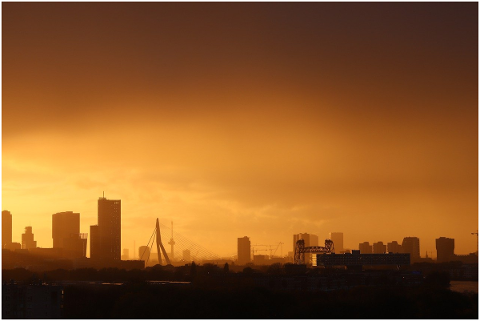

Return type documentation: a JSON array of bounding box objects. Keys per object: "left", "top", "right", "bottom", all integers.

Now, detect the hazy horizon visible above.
[{"left": 2, "top": 2, "right": 478, "bottom": 258}]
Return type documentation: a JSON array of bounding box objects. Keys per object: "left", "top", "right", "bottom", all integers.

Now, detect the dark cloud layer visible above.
[{"left": 2, "top": 3, "right": 477, "bottom": 255}]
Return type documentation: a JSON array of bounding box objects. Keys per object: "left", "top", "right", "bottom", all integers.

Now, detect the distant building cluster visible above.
[
  {"left": 358, "top": 237, "right": 423, "bottom": 263},
  {"left": 2, "top": 194, "right": 144, "bottom": 270},
  {"left": 234, "top": 230, "right": 477, "bottom": 267},
  {"left": 2, "top": 199, "right": 478, "bottom": 269}
]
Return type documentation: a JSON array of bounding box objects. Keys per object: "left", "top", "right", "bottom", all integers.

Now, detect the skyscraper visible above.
[
  {"left": 22, "top": 226, "right": 37, "bottom": 249},
  {"left": 237, "top": 236, "right": 251, "bottom": 265},
  {"left": 329, "top": 232, "right": 344, "bottom": 253},
  {"left": 402, "top": 237, "right": 420, "bottom": 263},
  {"left": 90, "top": 225, "right": 100, "bottom": 259},
  {"left": 90, "top": 195, "right": 121, "bottom": 260},
  {"left": 2, "top": 210, "right": 12, "bottom": 249},
  {"left": 52, "top": 211, "right": 80, "bottom": 248},
  {"left": 436, "top": 237, "right": 455, "bottom": 263}
]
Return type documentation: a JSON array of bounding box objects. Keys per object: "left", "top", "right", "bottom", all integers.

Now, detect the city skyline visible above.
[
  {"left": 3, "top": 3, "right": 478, "bottom": 257},
  {"left": 2, "top": 201, "right": 476, "bottom": 261}
]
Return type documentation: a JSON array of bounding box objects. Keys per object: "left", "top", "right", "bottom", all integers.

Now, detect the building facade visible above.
[
  {"left": 52, "top": 211, "right": 86, "bottom": 258},
  {"left": 138, "top": 246, "right": 150, "bottom": 261},
  {"left": 52, "top": 211, "right": 80, "bottom": 248},
  {"left": 2, "top": 210, "right": 12, "bottom": 249},
  {"left": 293, "top": 233, "right": 319, "bottom": 265},
  {"left": 237, "top": 236, "right": 251, "bottom": 265},
  {"left": 22, "top": 227, "right": 37, "bottom": 250},
  {"left": 329, "top": 232, "right": 344, "bottom": 253},
  {"left": 402, "top": 237, "right": 420, "bottom": 263},
  {"left": 372, "top": 241, "right": 387, "bottom": 254},
  {"left": 359, "top": 242, "right": 372, "bottom": 254},
  {"left": 387, "top": 241, "right": 402, "bottom": 253},
  {"left": 436, "top": 237, "right": 455, "bottom": 263},
  {"left": 90, "top": 195, "right": 121, "bottom": 260}
]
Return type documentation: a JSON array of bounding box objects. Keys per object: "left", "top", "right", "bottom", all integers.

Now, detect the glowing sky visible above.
[{"left": 3, "top": 3, "right": 478, "bottom": 258}]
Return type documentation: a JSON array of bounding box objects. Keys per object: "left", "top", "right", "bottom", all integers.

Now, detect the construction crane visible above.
[
  {"left": 294, "top": 239, "right": 334, "bottom": 265},
  {"left": 251, "top": 245, "right": 269, "bottom": 257},
  {"left": 252, "top": 243, "right": 284, "bottom": 259},
  {"left": 272, "top": 242, "right": 284, "bottom": 258},
  {"left": 471, "top": 230, "right": 478, "bottom": 254}
]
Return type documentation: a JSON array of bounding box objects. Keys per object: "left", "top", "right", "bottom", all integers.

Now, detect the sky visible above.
[{"left": 2, "top": 2, "right": 478, "bottom": 258}]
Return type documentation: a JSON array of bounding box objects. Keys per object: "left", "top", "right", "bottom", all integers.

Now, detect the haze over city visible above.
[{"left": 2, "top": 2, "right": 478, "bottom": 258}]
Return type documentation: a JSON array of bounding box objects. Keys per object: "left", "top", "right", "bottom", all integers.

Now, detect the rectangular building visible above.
[
  {"left": 90, "top": 195, "right": 121, "bottom": 260},
  {"left": 359, "top": 242, "right": 372, "bottom": 254},
  {"left": 52, "top": 211, "right": 80, "bottom": 248},
  {"left": 317, "top": 252, "right": 410, "bottom": 267},
  {"left": 237, "top": 236, "right": 251, "bottom": 265},
  {"left": 329, "top": 232, "right": 344, "bottom": 253},
  {"left": 2, "top": 210, "right": 12, "bottom": 249}
]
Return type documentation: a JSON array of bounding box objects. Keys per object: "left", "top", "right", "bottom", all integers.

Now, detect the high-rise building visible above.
[
  {"left": 436, "top": 237, "right": 455, "bottom": 263},
  {"left": 90, "top": 225, "right": 100, "bottom": 259},
  {"left": 359, "top": 242, "right": 372, "bottom": 254},
  {"left": 22, "top": 227, "right": 37, "bottom": 249},
  {"left": 90, "top": 195, "right": 121, "bottom": 260},
  {"left": 402, "top": 237, "right": 420, "bottom": 262},
  {"left": 387, "top": 241, "right": 402, "bottom": 253},
  {"left": 293, "top": 233, "right": 319, "bottom": 264},
  {"left": 2, "top": 210, "right": 12, "bottom": 248},
  {"left": 52, "top": 211, "right": 80, "bottom": 248},
  {"left": 237, "top": 236, "right": 251, "bottom": 265},
  {"left": 329, "top": 232, "right": 344, "bottom": 253},
  {"left": 372, "top": 241, "right": 387, "bottom": 254},
  {"left": 52, "top": 211, "right": 87, "bottom": 258}
]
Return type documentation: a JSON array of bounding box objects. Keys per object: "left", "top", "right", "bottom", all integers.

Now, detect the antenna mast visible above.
[{"left": 168, "top": 221, "right": 175, "bottom": 260}]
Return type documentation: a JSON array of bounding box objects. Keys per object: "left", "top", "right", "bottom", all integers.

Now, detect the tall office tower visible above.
[
  {"left": 90, "top": 225, "right": 100, "bottom": 259},
  {"left": 387, "top": 241, "right": 402, "bottom": 253},
  {"left": 372, "top": 241, "right": 387, "bottom": 254},
  {"left": 183, "top": 249, "right": 191, "bottom": 262},
  {"left": 402, "top": 237, "right": 420, "bottom": 262},
  {"left": 52, "top": 211, "right": 80, "bottom": 248},
  {"left": 329, "top": 232, "right": 344, "bottom": 253},
  {"left": 237, "top": 236, "right": 251, "bottom": 265},
  {"left": 436, "top": 237, "right": 455, "bottom": 263},
  {"left": 293, "top": 233, "right": 319, "bottom": 264},
  {"left": 90, "top": 195, "right": 121, "bottom": 260},
  {"left": 22, "top": 227, "right": 37, "bottom": 249},
  {"left": 138, "top": 246, "right": 151, "bottom": 261},
  {"left": 2, "top": 210, "right": 12, "bottom": 248},
  {"left": 359, "top": 241, "right": 372, "bottom": 254}
]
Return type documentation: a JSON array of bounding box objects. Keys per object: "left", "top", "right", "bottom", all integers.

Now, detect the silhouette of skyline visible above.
[
  {"left": 3, "top": 204, "right": 476, "bottom": 266},
  {"left": 2, "top": 2, "right": 478, "bottom": 258}
]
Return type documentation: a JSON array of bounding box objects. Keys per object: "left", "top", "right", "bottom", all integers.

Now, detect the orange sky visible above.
[{"left": 2, "top": 3, "right": 478, "bottom": 258}]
